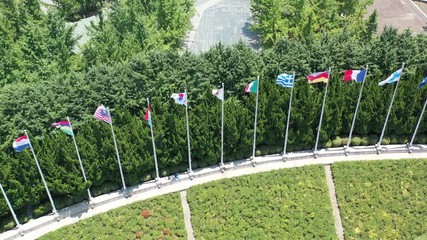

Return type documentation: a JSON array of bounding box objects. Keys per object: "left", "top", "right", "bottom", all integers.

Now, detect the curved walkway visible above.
[{"left": 1, "top": 144, "right": 427, "bottom": 239}]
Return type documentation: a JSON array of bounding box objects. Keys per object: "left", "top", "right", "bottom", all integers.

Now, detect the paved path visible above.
[
  {"left": 368, "top": 0, "right": 427, "bottom": 33},
  {"left": 186, "top": 0, "right": 259, "bottom": 53},
  {"left": 180, "top": 191, "right": 195, "bottom": 240},
  {"left": 2, "top": 144, "right": 427, "bottom": 240},
  {"left": 324, "top": 165, "right": 344, "bottom": 240}
]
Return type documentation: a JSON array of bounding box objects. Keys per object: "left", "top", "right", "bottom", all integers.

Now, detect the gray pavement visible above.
[
  {"left": 188, "top": 0, "right": 260, "bottom": 53},
  {"left": 368, "top": 0, "right": 427, "bottom": 33},
  {"left": 324, "top": 165, "right": 344, "bottom": 240},
  {"left": 180, "top": 191, "right": 195, "bottom": 240}
]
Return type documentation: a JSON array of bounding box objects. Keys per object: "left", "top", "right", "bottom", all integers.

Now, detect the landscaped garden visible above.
[{"left": 39, "top": 193, "right": 186, "bottom": 240}]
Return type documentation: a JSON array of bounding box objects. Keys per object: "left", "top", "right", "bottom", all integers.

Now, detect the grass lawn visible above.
[
  {"left": 39, "top": 193, "right": 186, "bottom": 240},
  {"left": 187, "top": 165, "right": 336, "bottom": 239},
  {"left": 333, "top": 159, "right": 427, "bottom": 239}
]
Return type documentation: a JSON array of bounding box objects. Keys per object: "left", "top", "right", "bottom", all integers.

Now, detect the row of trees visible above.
[{"left": 1, "top": 28, "right": 427, "bottom": 230}]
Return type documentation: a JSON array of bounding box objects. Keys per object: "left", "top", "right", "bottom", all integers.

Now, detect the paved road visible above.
[
  {"left": 187, "top": 0, "right": 259, "bottom": 53},
  {"left": 367, "top": 0, "right": 427, "bottom": 33}
]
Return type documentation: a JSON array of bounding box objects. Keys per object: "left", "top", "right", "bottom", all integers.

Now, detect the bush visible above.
[
  {"left": 323, "top": 140, "right": 332, "bottom": 148},
  {"left": 341, "top": 137, "right": 349, "bottom": 146},
  {"left": 332, "top": 136, "right": 342, "bottom": 147},
  {"left": 398, "top": 135, "right": 410, "bottom": 144},
  {"left": 360, "top": 136, "right": 369, "bottom": 146},
  {"left": 351, "top": 137, "right": 362, "bottom": 146},
  {"left": 2, "top": 218, "right": 15, "bottom": 231},
  {"left": 389, "top": 135, "right": 398, "bottom": 144},
  {"left": 380, "top": 137, "right": 390, "bottom": 145},
  {"left": 369, "top": 135, "right": 378, "bottom": 145},
  {"left": 416, "top": 134, "right": 427, "bottom": 144},
  {"left": 33, "top": 202, "right": 52, "bottom": 218},
  {"left": 255, "top": 150, "right": 262, "bottom": 157}
]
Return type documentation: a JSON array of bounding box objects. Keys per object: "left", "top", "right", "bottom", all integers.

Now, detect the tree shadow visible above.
[{"left": 241, "top": 18, "right": 262, "bottom": 50}]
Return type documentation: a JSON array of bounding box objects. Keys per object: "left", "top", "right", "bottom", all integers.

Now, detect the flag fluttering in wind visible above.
[
  {"left": 212, "top": 88, "right": 224, "bottom": 101},
  {"left": 171, "top": 93, "right": 187, "bottom": 106},
  {"left": 13, "top": 135, "right": 31, "bottom": 152},
  {"left": 93, "top": 105, "right": 111, "bottom": 124},
  {"left": 144, "top": 103, "right": 152, "bottom": 127},
  {"left": 418, "top": 76, "right": 427, "bottom": 89},
  {"left": 343, "top": 70, "right": 366, "bottom": 82},
  {"left": 379, "top": 69, "right": 402, "bottom": 86},
  {"left": 51, "top": 121, "right": 74, "bottom": 136},
  {"left": 276, "top": 73, "right": 294, "bottom": 88},
  {"left": 244, "top": 80, "right": 258, "bottom": 93},
  {"left": 307, "top": 71, "right": 329, "bottom": 84}
]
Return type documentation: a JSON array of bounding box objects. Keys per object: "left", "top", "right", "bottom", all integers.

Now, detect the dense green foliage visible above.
[
  {"left": 39, "top": 193, "right": 186, "bottom": 239},
  {"left": 333, "top": 159, "right": 427, "bottom": 239},
  {"left": 187, "top": 165, "right": 336, "bottom": 239},
  {"left": 1, "top": 0, "right": 427, "bottom": 233},
  {"left": 53, "top": 0, "right": 105, "bottom": 21},
  {"left": 250, "top": 0, "right": 376, "bottom": 46}
]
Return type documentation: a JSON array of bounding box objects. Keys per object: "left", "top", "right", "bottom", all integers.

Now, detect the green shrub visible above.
[
  {"left": 381, "top": 137, "right": 390, "bottom": 145},
  {"left": 351, "top": 137, "right": 362, "bottom": 146},
  {"left": 389, "top": 135, "right": 398, "bottom": 144},
  {"left": 2, "top": 218, "right": 15, "bottom": 231},
  {"left": 332, "top": 136, "right": 342, "bottom": 147},
  {"left": 398, "top": 135, "right": 410, "bottom": 144},
  {"left": 255, "top": 149, "right": 262, "bottom": 157},
  {"left": 341, "top": 137, "right": 349, "bottom": 146},
  {"left": 360, "top": 136, "right": 369, "bottom": 146},
  {"left": 323, "top": 140, "right": 333, "bottom": 148},
  {"left": 33, "top": 202, "right": 52, "bottom": 218},
  {"left": 369, "top": 135, "right": 378, "bottom": 145}
]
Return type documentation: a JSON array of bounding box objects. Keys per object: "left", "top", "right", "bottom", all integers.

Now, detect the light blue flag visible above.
[
  {"left": 378, "top": 69, "right": 402, "bottom": 86},
  {"left": 276, "top": 73, "right": 294, "bottom": 88},
  {"left": 418, "top": 76, "right": 427, "bottom": 89}
]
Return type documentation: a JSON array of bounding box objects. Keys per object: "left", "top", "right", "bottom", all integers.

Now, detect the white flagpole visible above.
[
  {"left": 67, "top": 117, "right": 92, "bottom": 200},
  {"left": 106, "top": 108, "right": 126, "bottom": 191},
  {"left": 147, "top": 98, "right": 160, "bottom": 181},
  {"left": 408, "top": 95, "right": 427, "bottom": 150},
  {"left": 220, "top": 83, "right": 225, "bottom": 167},
  {"left": 314, "top": 67, "right": 331, "bottom": 156},
  {"left": 25, "top": 130, "right": 58, "bottom": 215},
  {"left": 252, "top": 76, "right": 260, "bottom": 161},
  {"left": 0, "top": 183, "right": 21, "bottom": 228},
  {"left": 377, "top": 63, "right": 405, "bottom": 153},
  {"left": 185, "top": 89, "right": 193, "bottom": 174},
  {"left": 283, "top": 72, "right": 295, "bottom": 158},
  {"left": 346, "top": 65, "right": 369, "bottom": 152}
]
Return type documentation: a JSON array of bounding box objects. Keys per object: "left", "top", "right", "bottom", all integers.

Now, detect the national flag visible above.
[
  {"left": 13, "top": 135, "right": 31, "bottom": 152},
  {"left": 343, "top": 69, "right": 366, "bottom": 82},
  {"left": 212, "top": 88, "right": 224, "bottom": 101},
  {"left": 307, "top": 71, "right": 329, "bottom": 84},
  {"left": 418, "top": 76, "right": 427, "bottom": 89},
  {"left": 244, "top": 80, "right": 258, "bottom": 93},
  {"left": 51, "top": 120, "right": 74, "bottom": 136},
  {"left": 276, "top": 73, "right": 294, "bottom": 88},
  {"left": 93, "top": 105, "right": 111, "bottom": 124},
  {"left": 171, "top": 93, "right": 187, "bottom": 106},
  {"left": 144, "top": 103, "right": 152, "bottom": 127},
  {"left": 379, "top": 68, "right": 402, "bottom": 86}
]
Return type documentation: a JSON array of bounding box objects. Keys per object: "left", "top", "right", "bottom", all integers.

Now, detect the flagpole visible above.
[
  {"left": 25, "top": 130, "right": 58, "bottom": 215},
  {"left": 220, "top": 83, "right": 225, "bottom": 168},
  {"left": 147, "top": 98, "right": 160, "bottom": 181},
  {"left": 251, "top": 75, "right": 260, "bottom": 165},
  {"left": 314, "top": 67, "right": 331, "bottom": 157},
  {"left": 0, "top": 183, "right": 21, "bottom": 228},
  {"left": 283, "top": 71, "right": 295, "bottom": 159},
  {"left": 408, "top": 95, "right": 427, "bottom": 152},
  {"left": 345, "top": 65, "right": 369, "bottom": 154},
  {"left": 377, "top": 63, "right": 405, "bottom": 154},
  {"left": 106, "top": 109, "right": 126, "bottom": 191},
  {"left": 185, "top": 89, "right": 193, "bottom": 176},
  {"left": 67, "top": 117, "right": 92, "bottom": 200}
]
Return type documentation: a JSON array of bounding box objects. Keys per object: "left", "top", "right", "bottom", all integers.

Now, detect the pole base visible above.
[
  {"left": 219, "top": 164, "right": 226, "bottom": 173},
  {"left": 250, "top": 156, "right": 256, "bottom": 167},
  {"left": 313, "top": 150, "right": 319, "bottom": 159},
  {"left": 406, "top": 143, "right": 413, "bottom": 153},
  {"left": 375, "top": 143, "right": 382, "bottom": 154},
  {"left": 155, "top": 178, "right": 162, "bottom": 189},
  {"left": 16, "top": 225, "right": 24, "bottom": 236},
  {"left": 54, "top": 213, "right": 61, "bottom": 222},
  {"left": 188, "top": 170, "right": 195, "bottom": 180},
  {"left": 343, "top": 146, "right": 349, "bottom": 156},
  {"left": 281, "top": 153, "right": 288, "bottom": 162}
]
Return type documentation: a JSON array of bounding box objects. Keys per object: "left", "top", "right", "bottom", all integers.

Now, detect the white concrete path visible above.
[
  {"left": 180, "top": 191, "right": 195, "bottom": 240},
  {"left": 1, "top": 144, "right": 427, "bottom": 239},
  {"left": 324, "top": 165, "right": 344, "bottom": 240}
]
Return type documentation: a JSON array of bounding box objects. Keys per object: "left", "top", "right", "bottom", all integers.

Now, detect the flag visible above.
[
  {"left": 244, "top": 80, "right": 258, "bottom": 93},
  {"left": 13, "top": 135, "right": 31, "bottom": 152},
  {"left": 276, "top": 73, "right": 294, "bottom": 88},
  {"left": 418, "top": 76, "right": 427, "bottom": 89},
  {"left": 93, "top": 105, "right": 111, "bottom": 124},
  {"left": 307, "top": 71, "right": 329, "bottom": 84},
  {"left": 171, "top": 93, "right": 187, "bottom": 106},
  {"left": 379, "top": 69, "right": 402, "bottom": 86},
  {"left": 212, "top": 88, "right": 224, "bottom": 101},
  {"left": 51, "top": 120, "right": 74, "bottom": 136},
  {"left": 343, "top": 69, "right": 366, "bottom": 82},
  {"left": 144, "top": 103, "right": 152, "bottom": 127}
]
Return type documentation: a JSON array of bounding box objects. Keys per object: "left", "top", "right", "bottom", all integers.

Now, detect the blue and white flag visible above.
[
  {"left": 418, "top": 76, "right": 427, "bottom": 89},
  {"left": 378, "top": 69, "right": 402, "bottom": 86},
  {"left": 276, "top": 73, "right": 294, "bottom": 88}
]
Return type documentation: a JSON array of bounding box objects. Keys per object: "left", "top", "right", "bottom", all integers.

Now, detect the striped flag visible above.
[
  {"left": 244, "top": 80, "right": 258, "bottom": 93},
  {"left": 418, "top": 76, "right": 427, "bottom": 89},
  {"left": 379, "top": 68, "right": 402, "bottom": 86},
  {"left": 51, "top": 120, "right": 74, "bottom": 136},
  {"left": 13, "top": 135, "right": 31, "bottom": 152},
  {"left": 276, "top": 73, "right": 294, "bottom": 88},
  {"left": 93, "top": 105, "right": 111, "bottom": 124},
  {"left": 307, "top": 71, "right": 329, "bottom": 84},
  {"left": 144, "top": 103, "right": 152, "bottom": 127}
]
